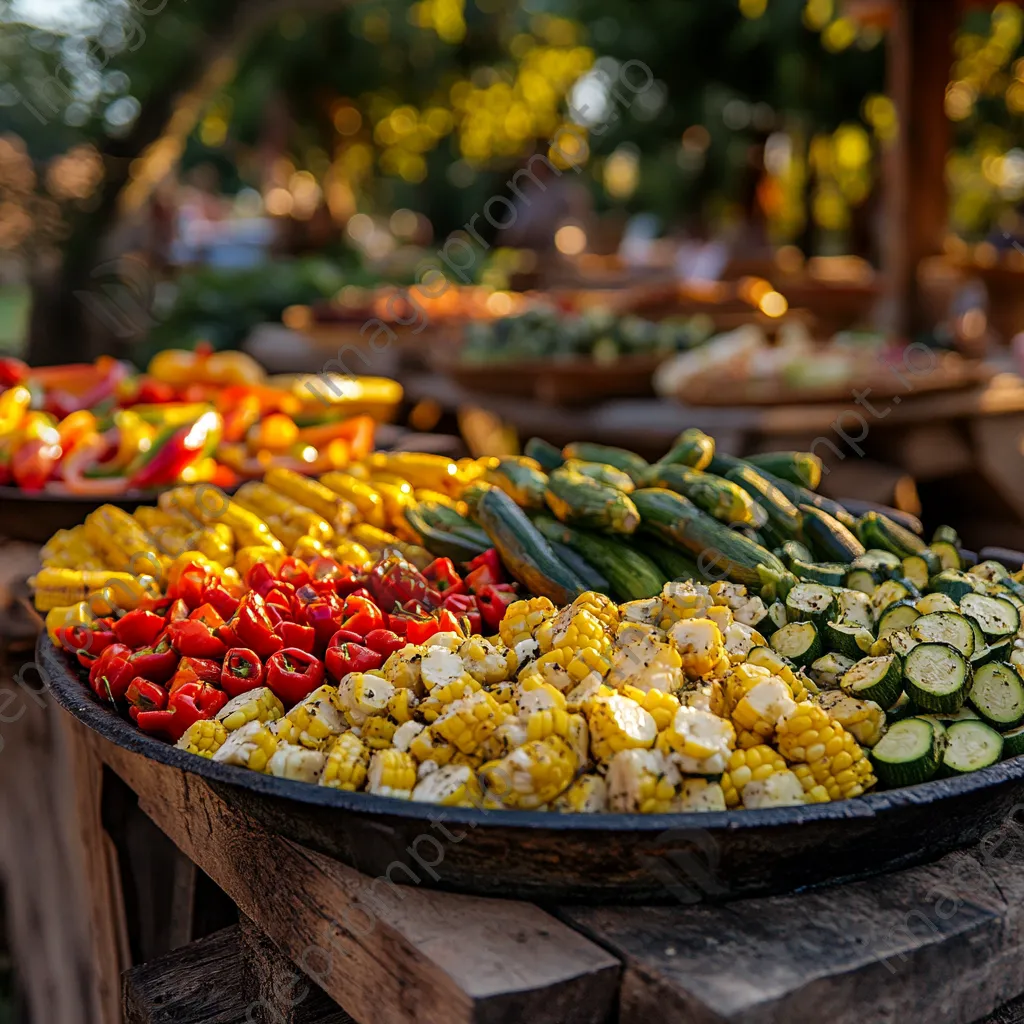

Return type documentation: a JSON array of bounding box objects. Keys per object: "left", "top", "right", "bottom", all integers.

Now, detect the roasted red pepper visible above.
[
  {"left": 89, "top": 643, "right": 136, "bottom": 703},
  {"left": 279, "top": 621, "right": 315, "bottom": 653},
  {"left": 441, "top": 592, "right": 482, "bottom": 635},
  {"left": 467, "top": 548, "right": 503, "bottom": 581},
  {"left": 279, "top": 557, "right": 314, "bottom": 587},
  {"left": 125, "top": 677, "right": 168, "bottom": 715},
  {"left": 55, "top": 622, "right": 116, "bottom": 657},
  {"left": 166, "top": 618, "right": 228, "bottom": 660},
  {"left": 340, "top": 594, "right": 386, "bottom": 636},
  {"left": 167, "top": 598, "right": 191, "bottom": 622},
  {"left": 404, "top": 616, "right": 441, "bottom": 645},
  {"left": 369, "top": 556, "right": 439, "bottom": 610},
  {"left": 220, "top": 648, "right": 264, "bottom": 698},
  {"left": 422, "top": 557, "right": 465, "bottom": 595},
  {"left": 303, "top": 599, "right": 344, "bottom": 654},
  {"left": 202, "top": 582, "right": 239, "bottom": 621},
  {"left": 265, "top": 647, "right": 325, "bottom": 706},
  {"left": 246, "top": 562, "right": 277, "bottom": 598},
  {"left": 325, "top": 640, "right": 384, "bottom": 682},
  {"left": 435, "top": 608, "right": 465, "bottom": 637},
  {"left": 136, "top": 680, "right": 228, "bottom": 742},
  {"left": 477, "top": 584, "right": 518, "bottom": 632},
  {"left": 112, "top": 608, "right": 166, "bottom": 649},
  {"left": 127, "top": 638, "right": 178, "bottom": 684},
  {"left": 234, "top": 593, "right": 284, "bottom": 660},
  {"left": 188, "top": 603, "right": 225, "bottom": 630},
  {"left": 363, "top": 628, "right": 406, "bottom": 658}
]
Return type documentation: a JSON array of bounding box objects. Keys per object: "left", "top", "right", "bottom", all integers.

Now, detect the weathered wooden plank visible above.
[
  {"left": 563, "top": 831, "right": 1024, "bottom": 1024},
  {"left": 89, "top": 726, "right": 620, "bottom": 1024}
]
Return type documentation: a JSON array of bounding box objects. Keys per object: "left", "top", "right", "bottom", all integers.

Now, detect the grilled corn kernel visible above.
[
  {"left": 480, "top": 736, "right": 577, "bottom": 809},
  {"left": 667, "top": 618, "right": 727, "bottom": 679},
  {"left": 265, "top": 468, "right": 355, "bottom": 529},
  {"left": 522, "top": 708, "right": 589, "bottom": 765},
  {"left": 408, "top": 726, "right": 455, "bottom": 766},
  {"left": 499, "top": 597, "right": 556, "bottom": 648},
  {"left": 660, "top": 580, "right": 714, "bottom": 624},
  {"left": 367, "top": 749, "right": 417, "bottom": 799},
  {"left": 742, "top": 770, "right": 808, "bottom": 808},
  {"left": 721, "top": 744, "right": 788, "bottom": 808},
  {"left": 459, "top": 637, "right": 516, "bottom": 684},
  {"left": 659, "top": 707, "right": 734, "bottom": 773},
  {"left": 319, "top": 471, "right": 387, "bottom": 528},
  {"left": 268, "top": 743, "right": 327, "bottom": 784},
  {"left": 361, "top": 716, "right": 398, "bottom": 749},
  {"left": 814, "top": 691, "right": 887, "bottom": 748},
  {"left": 620, "top": 686, "right": 680, "bottom": 732},
  {"left": 607, "top": 748, "right": 684, "bottom": 814},
  {"left": 336, "top": 673, "right": 395, "bottom": 726},
  {"left": 411, "top": 764, "right": 482, "bottom": 807},
  {"left": 587, "top": 695, "right": 657, "bottom": 762},
  {"left": 176, "top": 719, "right": 228, "bottom": 758},
  {"left": 217, "top": 688, "right": 286, "bottom": 732},
  {"left": 387, "top": 687, "right": 417, "bottom": 724},
  {"left": 212, "top": 720, "right": 279, "bottom": 773},
  {"left": 553, "top": 773, "right": 608, "bottom": 813},
  {"left": 571, "top": 591, "right": 620, "bottom": 631},
  {"left": 277, "top": 686, "right": 345, "bottom": 748},
  {"left": 730, "top": 679, "right": 797, "bottom": 746},
  {"left": 320, "top": 732, "right": 370, "bottom": 790},
  {"left": 383, "top": 646, "right": 424, "bottom": 692},
  {"left": 432, "top": 691, "right": 506, "bottom": 755}
]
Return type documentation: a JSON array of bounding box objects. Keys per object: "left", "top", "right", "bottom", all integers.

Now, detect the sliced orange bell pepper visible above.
[{"left": 296, "top": 414, "right": 375, "bottom": 458}]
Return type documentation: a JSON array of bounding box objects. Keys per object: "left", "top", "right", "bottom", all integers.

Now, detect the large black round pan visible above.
[{"left": 40, "top": 635, "right": 1024, "bottom": 904}]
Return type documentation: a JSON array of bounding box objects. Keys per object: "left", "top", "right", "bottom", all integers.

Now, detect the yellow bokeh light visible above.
[
  {"left": 333, "top": 106, "right": 363, "bottom": 136},
  {"left": 390, "top": 208, "right": 418, "bottom": 237},
  {"left": 803, "top": 0, "right": 833, "bottom": 31},
  {"left": 265, "top": 188, "right": 293, "bottom": 217},
  {"left": 485, "top": 291, "right": 514, "bottom": 316},
  {"left": 834, "top": 124, "right": 871, "bottom": 170},
  {"left": 822, "top": 17, "right": 857, "bottom": 52},
  {"left": 759, "top": 291, "right": 789, "bottom": 318},
  {"left": 946, "top": 82, "right": 977, "bottom": 121},
  {"left": 554, "top": 224, "right": 587, "bottom": 255},
  {"left": 347, "top": 212, "right": 374, "bottom": 242},
  {"left": 739, "top": 0, "right": 768, "bottom": 19}
]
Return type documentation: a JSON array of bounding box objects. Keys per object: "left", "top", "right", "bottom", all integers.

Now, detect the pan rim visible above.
[{"left": 39, "top": 634, "right": 1024, "bottom": 833}]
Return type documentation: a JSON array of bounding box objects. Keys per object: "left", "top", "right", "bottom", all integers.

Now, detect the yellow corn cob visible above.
[
  {"left": 264, "top": 468, "right": 355, "bottom": 529},
  {"left": 349, "top": 522, "right": 403, "bottom": 555},
  {"left": 333, "top": 538, "right": 373, "bottom": 568},
  {"left": 176, "top": 719, "right": 228, "bottom": 759},
  {"left": 607, "top": 748, "right": 686, "bottom": 813},
  {"left": 658, "top": 706, "right": 734, "bottom": 773},
  {"left": 535, "top": 644, "right": 611, "bottom": 687},
  {"left": 382, "top": 646, "right": 424, "bottom": 692},
  {"left": 620, "top": 685, "right": 680, "bottom": 731},
  {"left": 361, "top": 716, "right": 398, "bottom": 749},
  {"left": 31, "top": 568, "right": 156, "bottom": 614},
  {"left": 571, "top": 591, "right": 620, "bottom": 631},
  {"left": 41, "top": 527, "right": 102, "bottom": 568},
  {"left": 386, "top": 687, "right": 417, "bottom": 723},
  {"left": 730, "top": 679, "right": 797, "bottom": 746},
  {"left": 458, "top": 637, "right": 516, "bottom": 684},
  {"left": 235, "top": 481, "right": 335, "bottom": 542},
  {"left": 132, "top": 507, "right": 195, "bottom": 557},
  {"left": 217, "top": 688, "right": 286, "bottom": 732},
  {"left": 268, "top": 743, "right": 328, "bottom": 783},
  {"left": 44, "top": 601, "right": 94, "bottom": 645},
  {"left": 814, "top": 692, "right": 887, "bottom": 748},
  {"left": 319, "top": 732, "right": 370, "bottom": 790},
  {"left": 82, "top": 505, "right": 157, "bottom": 574},
  {"left": 276, "top": 686, "right": 345, "bottom": 748},
  {"left": 196, "top": 523, "right": 234, "bottom": 565},
  {"left": 163, "top": 488, "right": 285, "bottom": 554},
  {"left": 234, "top": 546, "right": 284, "bottom": 579},
  {"left": 408, "top": 726, "right": 456, "bottom": 766},
  {"left": 706, "top": 604, "right": 733, "bottom": 635},
  {"left": 553, "top": 773, "right": 608, "bottom": 813},
  {"left": 336, "top": 673, "right": 395, "bottom": 726},
  {"left": 212, "top": 720, "right": 279, "bottom": 772},
  {"left": 660, "top": 581, "right": 714, "bottom": 624},
  {"left": 499, "top": 597, "right": 557, "bottom": 648},
  {"left": 261, "top": 516, "right": 308, "bottom": 552},
  {"left": 367, "top": 749, "right": 417, "bottom": 799},
  {"left": 522, "top": 707, "right": 589, "bottom": 765},
  {"left": 432, "top": 691, "right": 506, "bottom": 755},
  {"left": 564, "top": 678, "right": 615, "bottom": 714},
  {"left": 536, "top": 606, "right": 610, "bottom": 656},
  {"left": 741, "top": 769, "right": 808, "bottom": 808},
  {"left": 720, "top": 744, "right": 788, "bottom": 808},
  {"left": 667, "top": 618, "right": 727, "bottom": 678},
  {"left": 480, "top": 735, "right": 577, "bottom": 809},
  {"left": 776, "top": 702, "right": 877, "bottom": 801},
  {"left": 478, "top": 718, "right": 528, "bottom": 761},
  {"left": 608, "top": 636, "right": 684, "bottom": 692},
  {"left": 319, "top": 471, "right": 387, "bottom": 528},
  {"left": 411, "top": 764, "right": 482, "bottom": 806},
  {"left": 587, "top": 694, "right": 657, "bottom": 762},
  {"left": 745, "top": 647, "right": 811, "bottom": 702},
  {"left": 368, "top": 452, "right": 460, "bottom": 493}
]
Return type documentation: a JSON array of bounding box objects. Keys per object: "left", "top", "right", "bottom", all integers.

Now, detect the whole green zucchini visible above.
[
  {"left": 405, "top": 505, "right": 492, "bottom": 562},
  {"left": 837, "top": 499, "right": 923, "bottom": 536},
  {"left": 563, "top": 459, "right": 635, "bottom": 493},
  {"left": 547, "top": 540, "right": 612, "bottom": 594},
  {"left": 524, "top": 437, "right": 564, "bottom": 473},
  {"left": 561, "top": 442, "right": 649, "bottom": 485},
  {"left": 633, "top": 488, "right": 786, "bottom": 588},
  {"left": 751, "top": 467, "right": 858, "bottom": 530},
  {"left": 800, "top": 505, "right": 865, "bottom": 562},
  {"left": 724, "top": 464, "right": 803, "bottom": 542},
  {"left": 475, "top": 487, "right": 586, "bottom": 604},
  {"left": 645, "top": 464, "right": 767, "bottom": 529},
  {"left": 746, "top": 451, "right": 823, "bottom": 490},
  {"left": 857, "top": 511, "right": 926, "bottom": 559},
  {"left": 534, "top": 515, "right": 666, "bottom": 600},
  {"left": 652, "top": 427, "right": 715, "bottom": 473},
  {"left": 415, "top": 501, "right": 488, "bottom": 537},
  {"left": 545, "top": 467, "right": 641, "bottom": 535},
  {"left": 484, "top": 456, "right": 548, "bottom": 510},
  {"left": 634, "top": 537, "right": 700, "bottom": 582}
]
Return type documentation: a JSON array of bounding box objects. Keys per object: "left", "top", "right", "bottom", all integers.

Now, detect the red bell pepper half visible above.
[
  {"left": 127, "top": 638, "right": 178, "bottom": 684},
  {"left": 325, "top": 636, "right": 385, "bottom": 682},
  {"left": 220, "top": 648, "right": 264, "bottom": 698},
  {"left": 136, "top": 681, "right": 228, "bottom": 742},
  {"left": 234, "top": 593, "right": 284, "bottom": 660},
  {"left": 340, "top": 594, "right": 386, "bottom": 636},
  {"left": 166, "top": 618, "right": 228, "bottom": 660},
  {"left": 88, "top": 643, "right": 135, "bottom": 703},
  {"left": 125, "top": 678, "right": 168, "bottom": 714},
  {"left": 477, "top": 584, "right": 518, "bottom": 633},
  {"left": 363, "top": 628, "right": 406, "bottom": 658},
  {"left": 112, "top": 608, "right": 166, "bottom": 649},
  {"left": 265, "top": 648, "right": 325, "bottom": 706},
  {"left": 55, "top": 622, "right": 116, "bottom": 658},
  {"left": 422, "top": 557, "right": 465, "bottom": 596},
  {"left": 279, "top": 621, "right": 315, "bottom": 653}
]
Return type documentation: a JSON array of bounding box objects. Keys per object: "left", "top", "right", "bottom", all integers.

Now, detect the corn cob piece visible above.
[
  {"left": 776, "top": 701, "right": 877, "bottom": 802},
  {"left": 332, "top": 538, "right": 373, "bottom": 568},
  {"left": 41, "top": 526, "right": 104, "bottom": 570},
  {"left": 276, "top": 686, "right": 345, "bottom": 748},
  {"left": 264, "top": 468, "right": 355, "bottom": 529},
  {"left": 571, "top": 591, "right": 620, "bottom": 631},
  {"left": 730, "top": 679, "right": 797, "bottom": 747},
  {"left": 132, "top": 507, "right": 195, "bottom": 557},
  {"left": 368, "top": 451, "right": 460, "bottom": 493},
  {"left": 349, "top": 522, "right": 403, "bottom": 555},
  {"left": 420, "top": 646, "right": 474, "bottom": 692},
  {"left": 705, "top": 604, "right": 733, "bottom": 636},
  {"left": 522, "top": 707, "right": 589, "bottom": 765},
  {"left": 682, "top": 680, "right": 727, "bottom": 718},
  {"left": 658, "top": 707, "right": 734, "bottom": 773},
  {"left": 564, "top": 677, "right": 615, "bottom": 714},
  {"left": 196, "top": 523, "right": 235, "bottom": 565},
  {"left": 535, "top": 644, "right": 611, "bottom": 687},
  {"left": 620, "top": 685, "right": 680, "bottom": 731},
  {"left": 217, "top": 688, "right": 286, "bottom": 732},
  {"left": 213, "top": 720, "right": 279, "bottom": 772},
  {"left": 268, "top": 743, "right": 328, "bottom": 784},
  {"left": 44, "top": 601, "right": 94, "bottom": 645},
  {"left": 720, "top": 744, "right": 788, "bottom": 808},
  {"left": 31, "top": 568, "right": 157, "bottom": 614},
  {"left": 336, "top": 673, "right": 395, "bottom": 727},
  {"left": 293, "top": 536, "right": 329, "bottom": 562},
  {"left": 553, "top": 773, "right": 608, "bottom": 813},
  {"left": 367, "top": 749, "right": 417, "bottom": 799},
  {"left": 458, "top": 637, "right": 516, "bottom": 685},
  {"left": 499, "top": 597, "right": 557, "bottom": 647},
  {"left": 176, "top": 719, "right": 228, "bottom": 759},
  {"left": 518, "top": 681, "right": 567, "bottom": 713},
  {"left": 660, "top": 580, "right": 714, "bottom": 624},
  {"left": 620, "top": 597, "right": 664, "bottom": 628},
  {"left": 607, "top": 634, "right": 683, "bottom": 692},
  {"left": 676, "top": 778, "right": 728, "bottom": 812},
  {"left": 82, "top": 505, "right": 158, "bottom": 574},
  {"left": 411, "top": 764, "right": 482, "bottom": 806},
  {"left": 432, "top": 691, "right": 506, "bottom": 755},
  {"left": 609, "top": 748, "right": 692, "bottom": 813},
  {"left": 393, "top": 720, "right": 426, "bottom": 752},
  {"left": 382, "top": 646, "right": 425, "bottom": 692},
  {"left": 479, "top": 718, "right": 529, "bottom": 762},
  {"left": 320, "top": 732, "right": 370, "bottom": 790},
  {"left": 361, "top": 716, "right": 398, "bottom": 748},
  {"left": 480, "top": 735, "right": 578, "bottom": 809},
  {"left": 319, "top": 471, "right": 387, "bottom": 528},
  {"left": 408, "top": 726, "right": 456, "bottom": 766},
  {"left": 741, "top": 770, "right": 807, "bottom": 809},
  {"left": 235, "top": 481, "right": 335, "bottom": 541},
  {"left": 537, "top": 606, "right": 610, "bottom": 657},
  {"left": 162, "top": 488, "right": 286, "bottom": 554},
  {"left": 668, "top": 618, "right": 727, "bottom": 679},
  {"left": 588, "top": 694, "right": 657, "bottom": 762},
  {"left": 814, "top": 692, "right": 887, "bottom": 748},
  {"left": 386, "top": 687, "right": 418, "bottom": 723}
]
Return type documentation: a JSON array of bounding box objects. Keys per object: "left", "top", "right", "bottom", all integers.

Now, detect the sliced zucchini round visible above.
[
  {"left": 910, "top": 612, "right": 976, "bottom": 657},
  {"left": 877, "top": 599, "right": 921, "bottom": 638},
  {"left": 970, "top": 560, "right": 1011, "bottom": 584},
  {"left": 853, "top": 549, "right": 902, "bottom": 577},
  {"left": 870, "top": 717, "right": 945, "bottom": 786},
  {"left": 844, "top": 568, "right": 878, "bottom": 595},
  {"left": 929, "top": 570, "right": 977, "bottom": 602},
  {"left": 808, "top": 652, "right": 857, "bottom": 690},
  {"left": 972, "top": 639, "right": 1013, "bottom": 668},
  {"left": 917, "top": 707, "right": 981, "bottom": 726},
  {"left": 887, "top": 628, "right": 920, "bottom": 658},
  {"left": 968, "top": 662, "right": 1024, "bottom": 730},
  {"left": 885, "top": 691, "right": 916, "bottom": 724},
  {"left": 940, "top": 720, "right": 1003, "bottom": 775},
  {"left": 871, "top": 579, "right": 914, "bottom": 620},
  {"left": 959, "top": 593, "right": 1020, "bottom": 640},
  {"left": 785, "top": 583, "right": 838, "bottom": 627},
  {"left": 1001, "top": 722, "right": 1024, "bottom": 758},
  {"left": 790, "top": 560, "right": 848, "bottom": 587},
  {"left": 823, "top": 621, "right": 875, "bottom": 659},
  {"left": 840, "top": 654, "right": 904, "bottom": 709},
  {"left": 901, "top": 555, "right": 931, "bottom": 591},
  {"left": 769, "top": 621, "right": 822, "bottom": 667},
  {"left": 836, "top": 588, "right": 874, "bottom": 629},
  {"left": 904, "top": 643, "right": 971, "bottom": 714},
  {"left": 929, "top": 540, "right": 961, "bottom": 571},
  {"left": 916, "top": 592, "right": 958, "bottom": 616}
]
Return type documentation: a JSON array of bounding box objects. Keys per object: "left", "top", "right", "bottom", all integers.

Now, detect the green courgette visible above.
[
  {"left": 633, "top": 488, "right": 786, "bottom": 589},
  {"left": 405, "top": 504, "right": 492, "bottom": 562},
  {"left": 562, "top": 459, "right": 635, "bottom": 493},
  {"left": 475, "top": 486, "right": 586, "bottom": 604},
  {"left": 523, "top": 437, "right": 564, "bottom": 472},
  {"left": 871, "top": 717, "right": 945, "bottom": 786},
  {"left": 838, "top": 500, "right": 923, "bottom": 536},
  {"left": 547, "top": 541, "right": 611, "bottom": 594},
  {"left": 645, "top": 465, "right": 766, "bottom": 529},
  {"left": 545, "top": 467, "right": 641, "bottom": 535},
  {"left": 800, "top": 505, "right": 866, "bottom": 562},
  {"left": 746, "top": 451, "right": 823, "bottom": 490},
  {"left": 533, "top": 515, "right": 666, "bottom": 600},
  {"left": 561, "top": 442, "right": 649, "bottom": 485},
  {"left": 483, "top": 457, "right": 549, "bottom": 510},
  {"left": 653, "top": 427, "right": 715, "bottom": 473},
  {"left": 634, "top": 537, "right": 700, "bottom": 582},
  {"left": 724, "top": 464, "right": 804, "bottom": 542},
  {"left": 749, "top": 467, "right": 859, "bottom": 529},
  {"left": 857, "top": 511, "right": 926, "bottom": 559}
]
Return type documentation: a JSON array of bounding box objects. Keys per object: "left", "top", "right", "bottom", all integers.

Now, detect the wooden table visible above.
[{"left": 9, "top": 687, "right": 1024, "bottom": 1024}]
